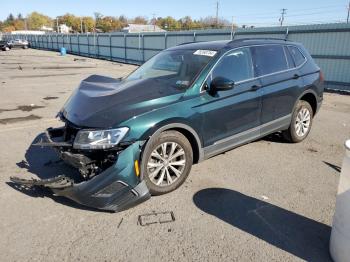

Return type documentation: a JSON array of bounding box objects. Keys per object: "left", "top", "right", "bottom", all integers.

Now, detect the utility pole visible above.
[
  {"left": 347, "top": 1, "right": 350, "bottom": 24},
  {"left": 151, "top": 13, "right": 156, "bottom": 31},
  {"left": 280, "top": 8, "right": 287, "bottom": 26},
  {"left": 80, "top": 18, "right": 83, "bottom": 33},
  {"left": 216, "top": 1, "right": 219, "bottom": 28},
  {"left": 56, "top": 17, "right": 59, "bottom": 33}
]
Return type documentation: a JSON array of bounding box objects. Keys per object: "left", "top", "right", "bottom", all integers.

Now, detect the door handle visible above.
[
  {"left": 250, "top": 84, "right": 261, "bottom": 91},
  {"left": 293, "top": 73, "right": 300, "bottom": 79}
]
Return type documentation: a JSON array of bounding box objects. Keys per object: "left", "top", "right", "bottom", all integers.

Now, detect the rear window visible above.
[
  {"left": 251, "top": 45, "right": 288, "bottom": 76},
  {"left": 288, "top": 46, "right": 306, "bottom": 67}
]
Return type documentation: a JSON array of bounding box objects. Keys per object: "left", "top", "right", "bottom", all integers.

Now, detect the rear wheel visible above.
[
  {"left": 141, "top": 131, "right": 193, "bottom": 195},
  {"left": 283, "top": 100, "right": 313, "bottom": 143}
]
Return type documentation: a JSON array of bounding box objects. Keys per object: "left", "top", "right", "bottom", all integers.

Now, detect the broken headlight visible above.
[{"left": 73, "top": 127, "right": 129, "bottom": 150}]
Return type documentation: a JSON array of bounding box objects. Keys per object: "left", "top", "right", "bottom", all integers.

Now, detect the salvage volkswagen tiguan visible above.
[{"left": 11, "top": 38, "right": 324, "bottom": 211}]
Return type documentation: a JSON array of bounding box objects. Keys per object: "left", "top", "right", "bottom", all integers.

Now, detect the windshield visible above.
[{"left": 126, "top": 49, "right": 216, "bottom": 88}]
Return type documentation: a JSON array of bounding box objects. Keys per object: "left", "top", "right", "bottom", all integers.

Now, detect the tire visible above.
[
  {"left": 283, "top": 100, "right": 313, "bottom": 143},
  {"left": 141, "top": 130, "right": 193, "bottom": 195}
]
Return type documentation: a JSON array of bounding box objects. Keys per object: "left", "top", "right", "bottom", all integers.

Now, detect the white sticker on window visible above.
[{"left": 193, "top": 50, "right": 217, "bottom": 57}]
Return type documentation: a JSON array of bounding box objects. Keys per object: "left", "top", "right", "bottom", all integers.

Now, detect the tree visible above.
[
  {"left": 132, "top": 16, "right": 148, "bottom": 24},
  {"left": 13, "top": 19, "right": 25, "bottom": 30},
  {"left": 156, "top": 16, "right": 181, "bottom": 30},
  {"left": 27, "top": 12, "right": 52, "bottom": 30},
  {"left": 82, "top": 16, "right": 95, "bottom": 32},
  {"left": 6, "top": 14, "right": 15, "bottom": 23},
  {"left": 180, "top": 16, "right": 200, "bottom": 30},
  {"left": 118, "top": 15, "right": 128, "bottom": 25},
  {"left": 199, "top": 16, "right": 230, "bottom": 29},
  {"left": 2, "top": 25, "right": 16, "bottom": 32},
  {"left": 96, "top": 16, "right": 122, "bottom": 32},
  {"left": 59, "top": 13, "right": 80, "bottom": 32}
]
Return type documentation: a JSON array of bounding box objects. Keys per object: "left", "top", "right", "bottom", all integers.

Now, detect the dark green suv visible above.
[{"left": 11, "top": 38, "right": 324, "bottom": 211}]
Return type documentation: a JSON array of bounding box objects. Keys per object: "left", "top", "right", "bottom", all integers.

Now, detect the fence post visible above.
[
  {"left": 142, "top": 34, "right": 145, "bottom": 63},
  {"left": 77, "top": 33, "right": 80, "bottom": 55},
  {"left": 193, "top": 32, "right": 196, "bottom": 42},
  {"left": 164, "top": 33, "right": 167, "bottom": 49},
  {"left": 124, "top": 34, "right": 127, "bottom": 63},
  {"left": 86, "top": 33, "right": 90, "bottom": 57},
  {"left": 56, "top": 34, "right": 59, "bottom": 50},
  {"left": 69, "top": 34, "right": 72, "bottom": 53},
  {"left": 96, "top": 33, "right": 99, "bottom": 58},
  {"left": 109, "top": 34, "right": 112, "bottom": 60}
]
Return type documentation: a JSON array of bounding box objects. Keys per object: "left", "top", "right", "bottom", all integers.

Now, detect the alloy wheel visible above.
[
  {"left": 147, "top": 142, "right": 186, "bottom": 187},
  {"left": 295, "top": 107, "right": 311, "bottom": 137}
]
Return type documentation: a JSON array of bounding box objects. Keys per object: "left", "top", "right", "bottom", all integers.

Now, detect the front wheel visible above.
[
  {"left": 141, "top": 130, "right": 193, "bottom": 195},
  {"left": 283, "top": 100, "right": 313, "bottom": 143}
]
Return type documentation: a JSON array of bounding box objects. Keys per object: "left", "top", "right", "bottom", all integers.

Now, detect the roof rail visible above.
[
  {"left": 177, "top": 41, "right": 203, "bottom": 46},
  {"left": 227, "top": 37, "right": 290, "bottom": 45}
]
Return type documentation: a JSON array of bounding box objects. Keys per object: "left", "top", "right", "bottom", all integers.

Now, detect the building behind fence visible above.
[{"left": 4, "top": 23, "right": 350, "bottom": 91}]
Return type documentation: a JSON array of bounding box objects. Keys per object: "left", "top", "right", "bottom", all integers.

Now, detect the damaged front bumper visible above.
[{"left": 10, "top": 127, "right": 150, "bottom": 212}]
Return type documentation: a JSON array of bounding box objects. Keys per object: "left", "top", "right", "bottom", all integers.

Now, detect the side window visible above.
[
  {"left": 251, "top": 45, "right": 288, "bottom": 76},
  {"left": 288, "top": 46, "right": 306, "bottom": 67},
  {"left": 284, "top": 46, "right": 295, "bottom": 68},
  {"left": 211, "top": 48, "right": 253, "bottom": 83}
]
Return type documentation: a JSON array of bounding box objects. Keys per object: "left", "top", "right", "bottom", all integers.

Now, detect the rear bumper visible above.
[{"left": 10, "top": 128, "right": 150, "bottom": 212}]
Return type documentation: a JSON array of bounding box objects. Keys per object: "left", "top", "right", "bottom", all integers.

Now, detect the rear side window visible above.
[
  {"left": 211, "top": 48, "right": 253, "bottom": 83},
  {"left": 251, "top": 45, "right": 288, "bottom": 76},
  {"left": 288, "top": 46, "right": 306, "bottom": 67},
  {"left": 284, "top": 46, "right": 295, "bottom": 68}
]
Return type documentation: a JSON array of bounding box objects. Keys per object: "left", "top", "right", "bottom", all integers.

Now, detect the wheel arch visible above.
[
  {"left": 296, "top": 90, "right": 318, "bottom": 116},
  {"left": 140, "top": 122, "right": 204, "bottom": 165}
]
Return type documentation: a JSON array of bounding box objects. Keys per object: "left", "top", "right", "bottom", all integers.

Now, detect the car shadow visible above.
[
  {"left": 262, "top": 132, "right": 289, "bottom": 144},
  {"left": 9, "top": 133, "right": 108, "bottom": 212},
  {"left": 193, "top": 188, "right": 332, "bottom": 262}
]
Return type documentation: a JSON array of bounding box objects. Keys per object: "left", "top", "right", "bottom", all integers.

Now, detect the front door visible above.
[{"left": 194, "top": 47, "right": 262, "bottom": 156}]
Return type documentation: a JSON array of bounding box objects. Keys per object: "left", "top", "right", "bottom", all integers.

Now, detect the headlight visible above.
[{"left": 73, "top": 127, "right": 129, "bottom": 149}]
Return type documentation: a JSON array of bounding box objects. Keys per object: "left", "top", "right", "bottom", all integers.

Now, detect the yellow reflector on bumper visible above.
[{"left": 134, "top": 160, "right": 140, "bottom": 176}]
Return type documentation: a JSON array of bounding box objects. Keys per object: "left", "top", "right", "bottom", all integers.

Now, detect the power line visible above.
[{"left": 230, "top": 5, "right": 343, "bottom": 18}]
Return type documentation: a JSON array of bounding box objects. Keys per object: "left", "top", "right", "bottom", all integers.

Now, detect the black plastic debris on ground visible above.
[
  {"left": 43, "top": 96, "right": 58, "bottom": 100},
  {"left": 138, "top": 211, "right": 175, "bottom": 226}
]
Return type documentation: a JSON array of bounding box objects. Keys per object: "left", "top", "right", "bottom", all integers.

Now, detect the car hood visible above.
[{"left": 61, "top": 74, "right": 185, "bottom": 128}]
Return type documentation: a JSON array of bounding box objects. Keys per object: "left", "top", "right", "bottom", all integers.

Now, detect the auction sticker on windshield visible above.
[{"left": 193, "top": 50, "right": 217, "bottom": 57}]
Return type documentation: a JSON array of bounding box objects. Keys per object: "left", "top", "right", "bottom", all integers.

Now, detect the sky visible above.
[{"left": 1, "top": 0, "right": 349, "bottom": 27}]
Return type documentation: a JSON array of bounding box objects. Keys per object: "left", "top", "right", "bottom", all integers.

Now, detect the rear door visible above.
[
  {"left": 250, "top": 44, "right": 303, "bottom": 133},
  {"left": 197, "top": 47, "right": 262, "bottom": 151}
]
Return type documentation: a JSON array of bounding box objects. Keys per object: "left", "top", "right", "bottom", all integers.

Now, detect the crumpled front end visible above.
[{"left": 10, "top": 123, "right": 150, "bottom": 212}]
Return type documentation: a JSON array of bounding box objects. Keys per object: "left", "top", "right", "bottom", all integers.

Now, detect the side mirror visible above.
[{"left": 210, "top": 77, "right": 234, "bottom": 92}]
